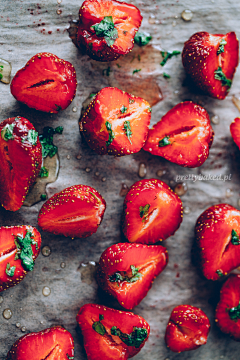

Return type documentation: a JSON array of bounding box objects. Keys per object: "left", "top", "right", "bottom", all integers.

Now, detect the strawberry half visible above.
[
  {"left": 11, "top": 53, "right": 77, "bottom": 113},
  {"left": 77, "top": 0, "right": 142, "bottom": 62},
  {"left": 230, "top": 117, "right": 240, "bottom": 149},
  {"left": 215, "top": 274, "right": 240, "bottom": 341},
  {"left": 7, "top": 326, "right": 74, "bottom": 360},
  {"left": 0, "top": 116, "right": 42, "bottom": 211},
  {"left": 182, "top": 31, "right": 239, "bottom": 99},
  {"left": 143, "top": 101, "right": 214, "bottom": 168},
  {"left": 122, "top": 179, "right": 183, "bottom": 244},
  {"left": 80, "top": 87, "right": 151, "bottom": 156},
  {"left": 0, "top": 226, "right": 41, "bottom": 292},
  {"left": 195, "top": 203, "right": 240, "bottom": 280},
  {"left": 38, "top": 185, "right": 106, "bottom": 238},
  {"left": 76, "top": 303, "right": 150, "bottom": 360},
  {"left": 165, "top": 305, "right": 210, "bottom": 353},
  {"left": 97, "top": 243, "right": 168, "bottom": 309}
]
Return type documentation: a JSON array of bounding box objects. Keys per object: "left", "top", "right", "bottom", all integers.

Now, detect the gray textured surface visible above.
[{"left": 1, "top": 0, "right": 240, "bottom": 359}]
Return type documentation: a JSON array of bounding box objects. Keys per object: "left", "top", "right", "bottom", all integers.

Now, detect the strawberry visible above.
[
  {"left": 122, "top": 179, "right": 183, "bottom": 244},
  {"left": 76, "top": 303, "right": 150, "bottom": 360},
  {"left": 195, "top": 203, "right": 240, "bottom": 280},
  {"left": 11, "top": 53, "right": 77, "bottom": 113},
  {"left": 0, "top": 226, "right": 41, "bottom": 292},
  {"left": 230, "top": 117, "right": 240, "bottom": 149},
  {"left": 215, "top": 274, "right": 240, "bottom": 341},
  {"left": 7, "top": 326, "right": 74, "bottom": 360},
  {"left": 0, "top": 116, "right": 42, "bottom": 211},
  {"left": 143, "top": 101, "right": 214, "bottom": 168},
  {"left": 77, "top": 0, "right": 142, "bottom": 62},
  {"left": 80, "top": 87, "right": 151, "bottom": 156},
  {"left": 97, "top": 243, "right": 168, "bottom": 309},
  {"left": 165, "top": 305, "right": 210, "bottom": 352},
  {"left": 38, "top": 185, "right": 106, "bottom": 238},
  {"left": 182, "top": 31, "right": 239, "bottom": 99}
]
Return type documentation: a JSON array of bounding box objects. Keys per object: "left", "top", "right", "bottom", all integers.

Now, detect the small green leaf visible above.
[
  {"left": 133, "top": 69, "right": 141, "bottom": 75},
  {"left": 15, "top": 230, "right": 37, "bottom": 272},
  {"left": 160, "top": 50, "right": 181, "bottom": 66},
  {"left": 55, "top": 126, "right": 64, "bottom": 134},
  {"left": 139, "top": 204, "right": 150, "bottom": 222},
  {"left": 92, "top": 314, "right": 106, "bottom": 335},
  {"left": 217, "top": 38, "right": 227, "bottom": 55},
  {"left": 55, "top": 104, "right": 62, "bottom": 111},
  {"left": 89, "top": 93, "right": 97, "bottom": 98},
  {"left": 102, "top": 66, "right": 111, "bottom": 76},
  {"left": 134, "top": 32, "right": 152, "bottom": 46},
  {"left": 105, "top": 121, "right": 115, "bottom": 147},
  {"left": 5, "top": 263, "right": 16, "bottom": 277},
  {"left": 99, "top": 314, "right": 104, "bottom": 321},
  {"left": 27, "top": 129, "right": 38, "bottom": 145},
  {"left": 159, "top": 136, "right": 171, "bottom": 147},
  {"left": 39, "top": 126, "right": 63, "bottom": 158},
  {"left": 129, "top": 98, "right": 135, "bottom": 104},
  {"left": 120, "top": 105, "right": 128, "bottom": 114},
  {"left": 214, "top": 67, "right": 232, "bottom": 89},
  {"left": 216, "top": 269, "right": 224, "bottom": 277},
  {"left": 40, "top": 194, "right": 47, "bottom": 201},
  {"left": 66, "top": 355, "right": 74, "bottom": 360},
  {"left": 111, "top": 326, "right": 148, "bottom": 348},
  {"left": 1, "top": 123, "right": 15, "bottom": 141},
  {"left": 116, "top": 63, "right": 121, "bottom": 68},
  {"left": 109, "top": 264, "right": 142, "bottom": 284},
  {"left": 123, "top": 121, "right": 132, "bottom": 144},
  {"left": 148, "top": 107, "right": 152, "bottom": 113},
  {"left": 231, "top": 229, "right": 240, "bottom": 245},
  {"left": 163, "top": 72, "right": 171, "bottom": 79},
  {"left": 92, "top": 16, "right": 118, "bottom": 47},
  {"left": 0, "top": 73, "right": 3, "bottom": 80},
  {"left": 39, "top": 166, "right": 49, "bottom": 178},
  {"left": 228, "top": 301, "right": 240, "bottom": 321}
]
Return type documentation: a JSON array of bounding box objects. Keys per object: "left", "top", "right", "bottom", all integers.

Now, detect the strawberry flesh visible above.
[
  {"left": 0, "top": 116, "right": 42, "bottom": 211},
  {"left": 122, "top": 179, "right": 183, "bottom": 244},
  {"left": 11, "top": 53, "right": 77, "bottom": 113},
  {"left": 182, "top": 32, "right": 239, "bottom": 99},
  {"left": 7, "top": 326, "right": 74, "bottom": 360},
  {"left": 38, "top": 185, "right": 106, "bottom": 238},
  {"left": 143, "top": 101, "right": 214, "bottom": 168},
  {"left": 230, "top": 117, "right": 240, "bottom": 149},
  {"left": 97, "top": 243, "right": 168, "bottom": 309},
  {"left": 76, "top": 303, "right": 150, "bottom": 360},
  {"left": 165, "top": 305, "right": 210, "bottom": 352},
  {"left": 77, "top": 0, "right": 142, "bottom": 61}
]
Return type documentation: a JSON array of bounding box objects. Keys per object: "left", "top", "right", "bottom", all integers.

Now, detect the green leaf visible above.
[
  {"left": 148, "top": 107, "right": 152, "bottom": 113},
  {"left": 163, "top": 72, "right": 171, "bottom": 79},
  {"left": 89, "top": 93, "right": 97, "bottom": 98},
  {"left": 139, "top": 204, "right": 150, "bottom": 222},
  {"left": 133, "top": 69, "right": 141, "bottom": 74},
  {"left": 228, "top": 301, "right": 240, "bottom": 321},
  {"left": 129, "top": 265, "right": 142, "bottom": 283},
  {"left": 15, "top": 230, "right": 37, "bottom": 272},
  {"left": 39, "top": 166, "right": 49, "bottom": 178},
  {"left": 0, "top": 73, "right": 2, "bottom": 80},
  {"left": 214, "top": 67, "right": 232, "bottom": 89},
  {"left": 231, "top": 229, "right": 240, "bottom": 245},
  {"left": 92, "top": 16, "right": 118, "bottom": 47},
  {"left": 39, "top": 126, "right": 63, "bottom": 158},
  {"left": 66, "top": 355, "right": 74, "bottom": 360},
  {"left": 160, "top": 50, "right": 181, "bottom": 66},
  {"left": 217, "top": 38, "right": 227, "bottom": 55},
  {"left": 134, "top": 32, "right": 152, "bottom": 46},
  {"left": 55, "top": 126, "right": 64, "bottom": 134},
  {"left": 159, "top": 136, "right": 171, "bottom": 147},
  {"left": 216, "top": 269, "right": 224, "bottom": 277},
  {"left": 116, "top": 64, "right": 121, "bottom": 68},
  {"left": 1, "top": 123, "right": 15, "bottom": 141},
  {"left": 109, "top": 264, "right": 142, "bottom": 284},
  {"left": 5, "top": 263, "right": 16, "bottom": 277},
  {"left": 27, "top": 129, "right": 38, "bottom": 145},
  {"left": 102, "top": 67, "right": 111, "bottom": 76},
  {"left": 92, "top": 314, "right": 106, "bottom": 335},
  {"left": 55, "top": 104, "right": 62, "bottom": 111},
  {"left": 105, "top": 121, "right": 115, "bottom": 147},
  {"left": 40, "top": 194, "right": 47, "bottom": 201},
  {"left": 123, "top": 121, "right": 132, "bottom": 144},
  {"left": 111, "top": 326, "right": 148, "bottom": 348},
  {"left": 129, "top": 98, "right": 135, "bottom": 104},
  {"left": 120, "top": 105, "right": 128, "bottom": 114}
]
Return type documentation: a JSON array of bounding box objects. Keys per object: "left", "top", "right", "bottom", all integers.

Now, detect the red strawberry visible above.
[
  {"left": 230, "top": 117, "right": 240, "bottom": 149},
  {"left": 122, "top": 179, "right": 183, "bottom": 244},
  {"left": 215, "top": 274, "right": 240, "bottom": 341},
  {"left": 80, "top": 87, "right": 151, "bottom": 156},
  {"left": 0, "top": 226, "right": 41, "bottom": 292},
  {"left": 11, "top": 53, "right": 77, "bottom": 113},
  {"left": 76, "top": 303, "right": 150, "bottom": 360},
  {"left": 77, "top": 0, "right": 142, "bottom": 62},
  {"left": 195, "top": 203, "right": 240, "bottom": 280},
  {"left": 143, "top": 101, "right": 214, "bottom": 168},
  {"left": 165, "top": 305, "right": 210, "bottom": 353},
  {"left": 0, "top": 116, "right": 42, "bottom": 211},
  {"left": 7, "top": 326, "right": 74, "bottom": 360},
  {"left": 38, "top": 185, "right": 106, "bottom": 238},
  {"left": 182, "top": 31, "right": 239, "bottom": 99},
  {"left": 97, "top": 243, "right": 168, "bottom": 309}
]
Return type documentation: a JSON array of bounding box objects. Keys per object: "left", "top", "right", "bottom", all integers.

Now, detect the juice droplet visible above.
[
  {"left": 174, "top": 182, "right": 188, "bottom": 196},
  {"left": 85, "top": 167, "right": 91, "bottom": 173},
  {"left": 119, "top": 183, "right": 129, "bottom": 197},
  {"left": 60, "top": 262, "right": 66, "bottom": 268},
  {"left": 95, "top": 172, "right": 100, "bottom": 176},
  {"left": 138, "top": 163, "right": 147, "bottom": 178},
  {"left": 172, "top": 21, "right": 176, "bottom": 27},
  {"left": 102, "top": 177, "right": 106, "bottom": 182},
  {"left": 76, "top": 153, "right": 82, "bottom": 160},
  {"left": 42, "top": 286, "right": 51, "bottom": 297},
  {"left": 148, "top": 15, "right": 156, "bottom": 24},
  {"left": 181, "top": 9, "right": 193, "bottom": 21},
  {"left": 42, "top": 246, "right": 51, "bottom": 257},
  {"left": 56, "top": 9, "right": 62, "bottom": 15},
  {"left": 67, "top": 155, "right": 71, "bottom": 160},
  {"left": 57, "top": 0, "right": 62, "bottom": 3},
  {"left": 226, "top": 188, "right": 233, "bottom": 198},
  {"left": 16, "top": 322, "right": 21, "bottom": 328},
  {"left": 79, "top": 262, "right": 97, "bottom": 285},
  {"left": 232, "top": 95, "right": 240, "bottom": 112},
  {"left": 0, "top": 58, "right": 12, "bottom": 84},
  {"left": 156, "top": 169, "right": 166, "bottom": 177},
  {"left": 3, "top": 308, "right": 12, "bottom": 319},
  {"left": 211, "top": 115, "right": 219, "bottom": 125},
  {"left": 183, "top": 206, "right": 191, "bottom": 214},
  {"left": 72, "top": 106, "right": 77, "bottom": 112},
  {"left": 21, "top": 326, "right": 26, "bottom": 332},
  {"left": 0, "top": 296, "right": 3, "bottom": 304}
]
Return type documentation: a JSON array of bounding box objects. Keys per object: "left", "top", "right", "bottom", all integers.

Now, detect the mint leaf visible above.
[
  {"left": 216, "top": 269, "right": 224, "bottom": 277},
  {"left": 39, "top": 166, "right": 49, "bottom": 178},
  {"left": 231, "top": 229, "right": 240, "bottom": 245},
  {"left": 129, "top": 98, "right": 135, "bottom": 104},
  {"left": 92, "top": 314, "right": 106, "bottom": 335},
  {"left": 123, "top": 121, "right": 132, "bottom": 144},
  {"left": 120, "top": 105, "right": 128, "bottom": 114},
  {"left": 109, "top": 265, "right": 142, "bottom": 284},
  {"left": 139, "top": 204, "right": 150, "bottom": 222},
  {"left": 15, "top": 230, "right": 38, "bottom": 272},
  {"left": 5, "top": 263, "right": 16, "bottom": 277},
  {"left": 67, "top": 355, "right": 74, "bottom": 360},
  {"left": 1, "top": 123, "right": 15, "bottom": 141},
  {"left": 214, "top": 67, "right": 232, "bottom": 89},
  {"left": 159, "top": 136, "right": 171, "bottom": 147},
  {"left": 134, "top": 32, "right": 152, "bottom": 46},
  {"left": 111, "top": 326, "right": 148, "bottom": 348},
  {"left": 92, "top": 16, "right": 118, "bottom": 47},
  {"left": 102, "top": 67, "right": 111, "bottom": 76},
  {"left": 40, "top": 194, "right": 47, "bottom": 201},
  {"left": 133, "top": 69, "right": 141, "bottom": 74},
  {"left": 163, "top": 72, "right": 171, "bottom": 79},
  {"left": 228, "top": 301, "right": 240, "bottom": 320},
  {"left": 27, "top": 129, "right": 38, "bottom": 145},
  {"left": 39, "top": 126, "right": 63, "bottom": 158},
  {"left": 217, "top": 38, "right": 227, "bottom": 55},
  {"left": 160, "top": 50, "right": 181, "bottom": 66},
  {"left": 105, "top": 121, "right": 115, "bottom": 147},
  {"left": 55, "top": 104, "right": 62, "bottom": 111}
]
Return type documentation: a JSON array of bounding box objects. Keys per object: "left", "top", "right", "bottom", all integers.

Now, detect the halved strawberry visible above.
[
  {"left": 80, "top": 87, "right": 151, "bottom": 156},
  {"left": 165, "top": 305, "right": 210, "bottom": 353},
  {"left": 76, "top": 303, "right": 150, "bottom": 360},
  {"left": 11, "top": 53, "right": 77, "bottom": 113},
  {"left": 215, "top": 274, "right": 240, "bottom": 341},
  {"left": 143, "top": 101, "right": 214, "bottom": 168},
  {"left": 7, "top": 326, "right": 74, "bottom": 360},
  {"left": 38, "top": 185, "right": 106, "bottom": 238},
  {"left": 122, "top": 179, "right": 183, "bottom": 244},
  {"left": 230, "top": 117, "right": 240, "bottom": 149},
  {"left": 195, "top": 203, "right": 240, "bottom": 280},
  {"left": 182, "top": 32, "right": 239, "bottom": 99},
  {"left": 0, "top": 226, "right": 41, "bottom": 292},
  {"left": 77, "top": 0, "right": 142, "bottom": 62},
  {"left": 0, "top": 116, "right": 42, "bottom": 211},
  {"left": 97, "top": 243, "right": 168, "bottom": 309}
]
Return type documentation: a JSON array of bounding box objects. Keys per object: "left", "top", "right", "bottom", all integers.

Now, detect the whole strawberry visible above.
[
  {"left": 77, "top": 0, "right": 142, "bottom": 61},
  {"left": 122, "top": 179, "right": 183, "bottom": 244},
  {"left": 182, "top": 31, "right": 239, "bottom": 99},
  {"left": 230, "top": 117, "right": 240, "bottom": 149},
  {"left": 0, "top": 116, "right": 42, "bottom": 211},
  {"left": 165, "top": 305, "right": 210, "bottom": 352},
  {"left": 11, "top": 53, "right": 77, "bottom": 113}
]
